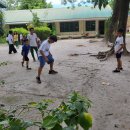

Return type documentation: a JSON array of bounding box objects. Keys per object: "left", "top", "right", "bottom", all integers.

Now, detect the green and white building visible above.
[{"left": 4, "top": 6, "right": 112, "bottom": 38}]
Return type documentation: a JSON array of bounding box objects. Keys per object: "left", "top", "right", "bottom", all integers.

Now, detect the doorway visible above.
[{"left": 99, "top": 21, "right": 105, "bottom": 35}]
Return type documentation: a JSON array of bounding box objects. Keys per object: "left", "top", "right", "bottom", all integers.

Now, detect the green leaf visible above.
[
  {"left": 58, "top": 113, "right": 67, "bottom": 122},
  {"left": 75, "top": 101, "right": 83, "bottom": 113},
  {"left": 66, "top": 110, "right": 75, "bottom": 116},
  {"left": 28, "top": 102, "right": 37, "bottom": 107},
  {"left": 42, "top": 116, "right": 58, "bottom": 129},
  {"left": 22, "top": 121, "right": 34, "bottom": 128},
  {"left": 0, "top": 120, "right": 9, "bottom": 125},
  {"left": 63, "top": 126, "right": 75, "bottom": 130},
  {"left": 51, "top": 124, "right": 62, "bottom": 130},
  {"left": 9, "top": 118, "right": 26, "bottom": 130},
  {"left": 68, "top": 103, "right": 76, "bottom": 111}
]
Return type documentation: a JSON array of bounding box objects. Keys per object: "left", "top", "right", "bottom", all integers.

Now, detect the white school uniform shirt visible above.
[
  {"left": 6, "top": 36, "right": 8, "bottom": 41},
  {"left": 38, "top": 40, "right": 50, "bottom": 57},
  {"left": 27, "top": 33, "right": 37, "bottom": 47},
  {"left": 8, "top": 34, "right": 13, "bottom": 44},
  {"left": 20, "top": 34, "right": 23, "bottom": 40},
  {"left": 114, "top": 36, "right": 124, "bottom": 53}
]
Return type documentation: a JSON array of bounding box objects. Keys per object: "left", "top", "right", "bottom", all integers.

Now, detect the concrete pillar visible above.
[
  {"left": 55, "top": 22, "right": 60, "bottom": 35},
  {"left": 96, "top": 20, "right": 99, "bottom": 35},
  {"left": 79, "top": 20, "right": 84, "bottom": 34}
]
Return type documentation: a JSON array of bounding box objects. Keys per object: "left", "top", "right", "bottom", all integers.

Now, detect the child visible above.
[
  {"left": 27, "top": 28, "right": 38, "bottom": 61},
  {"left": 37, "top": 37, "right": 41, "bottom": 48},
  {"left": 20, "top": 33, "right": 23, "bottom": 45},
  {"left": 21, "top": 39, "right": 31, "bottom": 70},
  {"left": 8, "top": 30, "right": 17, "bottom": 54},
  {"left": 6, "top": 34, "right": 9, "bottom": 44},
  {"left": 113, "top": 28, "right": 124, "bottom": 73},
  {"left": 21, "top": 35, "right": 27, "bottom": 45},
  {"left": 13, "top": 31, "right": 19, "bottom": 48},
  {"left": 36, "top": 35, "right": 58, "bottom": 84}
]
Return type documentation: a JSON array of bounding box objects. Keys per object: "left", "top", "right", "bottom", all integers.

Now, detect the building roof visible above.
[
  {"left": 0, "top": 0, "right": 6, "bottom": 8},
  {"left": 4, "top": 6, "right": 112, "bottom": 25}
]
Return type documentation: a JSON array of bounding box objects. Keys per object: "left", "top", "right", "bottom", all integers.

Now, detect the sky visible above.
[
  {"left": 46, "top": 0, "right": 72, "bottom": 8},
  {"left": 46, "top": 0, "right": 93, "bottom": 8}
]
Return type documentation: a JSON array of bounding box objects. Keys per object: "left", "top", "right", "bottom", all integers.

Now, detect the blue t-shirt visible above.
[{"left": 22, "top": 44, "right": 30, "bottom": 56}]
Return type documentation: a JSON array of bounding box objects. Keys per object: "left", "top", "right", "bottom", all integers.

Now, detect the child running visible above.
[
  {"left": 8, "top": 31, "right": 17, "bottom": 54},
  {"left": 113, "top": 28, "right": 124, "bottom": 72},
  {"left": 36, "top": 35, "right": 58, "bottom": 84},
  {"left": 21, "top": 39, "right": 31, "bottom": 70}
]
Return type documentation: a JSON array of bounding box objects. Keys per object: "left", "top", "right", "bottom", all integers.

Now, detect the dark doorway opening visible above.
[{"left": 99, "top": 21, "right": 105, "bottom": 35}]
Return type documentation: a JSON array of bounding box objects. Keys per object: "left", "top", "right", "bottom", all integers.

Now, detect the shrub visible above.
[
  {"left": 0, "top": 36, "right": 6, "bottom": 44},
  {"left": 0, "top": 11, "right": 4, "bottom": 36},
  {"left": 34, "top": 26, "right": 52, "bottom": 41},
  {"left": 0, "top": 92, "right": 93, "bottom": 130},
  {"left": 12, "top": 28, "right": 28, "bottom": 36}
]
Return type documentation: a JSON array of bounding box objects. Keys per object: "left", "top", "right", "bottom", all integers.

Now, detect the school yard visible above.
[{"left": 0, "top": 38, "right": 130, "bottom": 130}]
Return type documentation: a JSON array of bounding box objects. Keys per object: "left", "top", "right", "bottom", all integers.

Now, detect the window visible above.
[
  {"left": 9, "top": 24, "right": 27, "bottom": 29},
  {"left": 60, "top": 21, "right": 79, "bottom": 32},
  {"left": 86, "top": 21, "right": 95, "bottom": 31}
]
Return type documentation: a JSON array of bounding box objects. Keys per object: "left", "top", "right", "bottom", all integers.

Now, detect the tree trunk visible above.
[
  {"left": 106, "top": 0, "right": 121, "bottom": 43},
  {"left": 118, "top": 0, "right": 130, "bottom": 54},
  {"left": 97, "top": 0, "right": 130, "bottom": 61}
]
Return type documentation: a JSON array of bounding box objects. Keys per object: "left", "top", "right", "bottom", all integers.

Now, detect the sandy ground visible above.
[{"left": 0, "top": 38, "right": 130, "bottom": 130}]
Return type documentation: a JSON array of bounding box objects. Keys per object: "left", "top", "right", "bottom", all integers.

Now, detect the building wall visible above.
[
  {"left": 5, "top": 19, "right": 106, "bottom": 38},
  {"left": 55, "top": 19, "right": 105, "bottom": 38}
]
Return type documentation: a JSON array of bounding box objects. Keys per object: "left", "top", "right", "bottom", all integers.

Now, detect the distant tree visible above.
[
  {"left": 0, "top": 11, "right": 4, "bottom": 36},
  {"left": 109, "top": 0, "right": 114, "bottom": 9},
  {"left": 18, "top": 0, "right": 52, "bottom": 10},
  {"left": 6, "top": 0, "right": 52, "bottom": 10},
  {"left": 6, "top": 0, "right": 19, "bottom": 10}
]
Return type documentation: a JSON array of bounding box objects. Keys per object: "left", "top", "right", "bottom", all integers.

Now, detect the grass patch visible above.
[{"left": 0, "top": 61, "right": 9, "bottom": 67}]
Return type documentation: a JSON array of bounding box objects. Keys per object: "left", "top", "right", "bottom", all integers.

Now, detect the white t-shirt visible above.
[
  {"left": 114, "top": 36, "right": 124, "bottom": 53},
  {"left": 8, "top": 34, "right": 13, "bottom": 44},
  {"left": 38, "top": 40, "right": 50, "bottom": 57},
  {"left": 20, "top": 34, "right": 23, "bottom": 40},
  {"left": 6, "top": 36, "right": 8, "bottom": 41},
  {"left": 27, "top": 33, "right": 37, "bottom": 47}
]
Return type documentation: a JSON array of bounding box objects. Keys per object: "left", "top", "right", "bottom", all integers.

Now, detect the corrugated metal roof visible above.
[{"left": 4, "top": 6, "right": 112, "bottom": 24}]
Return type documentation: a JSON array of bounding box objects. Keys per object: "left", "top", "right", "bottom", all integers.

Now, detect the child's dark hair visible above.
[
  {"left": 118, "top": 28, "right": 124, "bottom": 33},
  {"left": 29, "top": 27, "right": 34, "bottom": 31},
  {"left": 9, "top": 30, "right": 13, "bottom": 34},
  {"left": 23, "top": 38, "right": 28, "bottom": 42},
  {"left": 49, "top": 35, "right": 57, "bottom": 42}
]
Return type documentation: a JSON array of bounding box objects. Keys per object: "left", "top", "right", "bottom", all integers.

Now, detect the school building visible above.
[{"left": 4, "top": 6, "right": 112, "bottom": 38}]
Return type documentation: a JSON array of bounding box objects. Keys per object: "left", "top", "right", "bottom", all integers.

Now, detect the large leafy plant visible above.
[{"left": 0, "top": 92, "right": 92, "bottom": 130}]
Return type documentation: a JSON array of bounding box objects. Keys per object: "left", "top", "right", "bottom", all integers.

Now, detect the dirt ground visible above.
[{"left": 0, "top": 38, "right": 130, "bottom": 130}]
